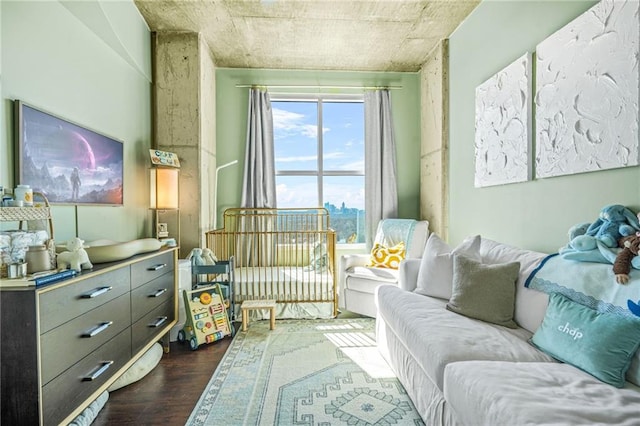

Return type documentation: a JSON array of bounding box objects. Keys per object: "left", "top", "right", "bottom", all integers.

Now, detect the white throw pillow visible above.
[{"left": 414, "top": 234, "right": 482, "bottom": 300}]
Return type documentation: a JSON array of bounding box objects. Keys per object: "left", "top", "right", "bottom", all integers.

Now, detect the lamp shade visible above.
[{"left": 150, "top": 167, "right": 179, "bottom": 209}]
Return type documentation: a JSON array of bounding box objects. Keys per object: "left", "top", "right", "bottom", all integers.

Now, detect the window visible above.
[{"left": 272, "top": 95, "right": 365, "bottom": 244}]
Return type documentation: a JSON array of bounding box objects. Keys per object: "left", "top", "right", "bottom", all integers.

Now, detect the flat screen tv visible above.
[{"left": 14, "top": 100, "right": 124, "bottom": 206}]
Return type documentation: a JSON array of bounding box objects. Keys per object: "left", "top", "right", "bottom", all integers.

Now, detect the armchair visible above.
[{"left": 339, "top": 219, "right": 429, "bottom": 317}]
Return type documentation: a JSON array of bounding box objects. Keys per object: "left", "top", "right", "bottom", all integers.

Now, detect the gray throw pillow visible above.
[{"left": 446, "top": 253, "right": 520, "bottom": 328}]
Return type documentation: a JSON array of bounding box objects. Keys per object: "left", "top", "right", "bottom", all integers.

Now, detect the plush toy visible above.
[
  {"left": 201, "top": 248, "right": 217, "bottom": 265},
  {"left": 567, "top": 205, "right": 640, "bottom": 251},
  {"left": 305, "top": 242, "right": 328, "bottom": 272},
  {"left": 564, "top": 222, "right": 596, "bottom": 252},
  {"left": 186, "top": 248, "right": 217, "bottom": 266},
  {"left": 57, "top": 237, "right": 93, "bottom": 272},
  {"left": 613, "top": 234, "right": 640, "bottom": 284},
  {"left": 186, "top": 248, "right": 205, "bottom": 266},
  {"left": 568, "top": 222, "right": 591, "bottom": 241},
  {"left": 585, "top": 204, "right": 640, "bottom": 248}
]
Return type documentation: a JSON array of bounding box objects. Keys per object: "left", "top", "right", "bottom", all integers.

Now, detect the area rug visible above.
[{"left": 186, "top": 318, "right": 424, "bottom": 425}]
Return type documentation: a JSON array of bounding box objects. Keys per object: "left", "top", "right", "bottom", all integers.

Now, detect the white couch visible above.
[{"left": 376, "top": 236, "right": 640, "bottom": 425}]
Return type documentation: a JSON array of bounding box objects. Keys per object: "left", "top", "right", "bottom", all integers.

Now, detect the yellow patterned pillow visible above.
[{"left": 367, "top": 241, "right": 406, "bottom": 269}]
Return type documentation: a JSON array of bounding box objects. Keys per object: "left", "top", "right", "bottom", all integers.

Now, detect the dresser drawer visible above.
[
  {"left": 42, "top": 328, "right": 131, "bottom": 426},
  {"left": 39, "top": 267, "right": 130, "bottom": 333},
  {"left": 130, "top": 251, "right": 174, "bottom": 290},
  {"left": 132, "top": 300, "right": 174, "bottom": 354},
  {"left": 40, "top": 293, "right": 131, "bottom": 386},
  {"left": 131, "top": 272, "right": 175, "bottom": 323}
]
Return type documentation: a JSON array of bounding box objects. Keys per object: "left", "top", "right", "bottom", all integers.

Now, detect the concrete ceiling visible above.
[{"left": 134, "top": 0, "right": 479, "bottom": 72}]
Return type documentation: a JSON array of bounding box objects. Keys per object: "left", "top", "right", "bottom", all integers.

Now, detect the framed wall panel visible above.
[
  {"left": 474, "top": 53, "right": 532, "bottom": 187},
  {"left": 535, "top": 0, "right": 640, "bottom": 178}
]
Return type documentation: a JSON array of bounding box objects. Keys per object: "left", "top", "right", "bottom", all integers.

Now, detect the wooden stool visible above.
[{"left": 241, "top": 299, "right": 276, "bottom": 332}]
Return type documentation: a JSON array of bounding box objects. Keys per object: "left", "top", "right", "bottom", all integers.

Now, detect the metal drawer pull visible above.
[
  {"left": 149, "top": 316, "right": 168, "bottom": 328},
  {"left": 81, "top": 286, "right": 113, "bottom": 299},
  {"left": 147, "top": 263, "right": 166, "bottom": 271},
  {"left": 82, "top": 321, "right": 114, "bottom": 338},
  {"left": 149, "top": 288, "right": 167, "bottom": 298},
  {"left": 82, "top": 360, "right": 114, "bottom": 381}
]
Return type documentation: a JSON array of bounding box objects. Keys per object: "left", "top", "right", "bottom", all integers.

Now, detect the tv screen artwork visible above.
[{"left": 14, "top": 100, "right": 124, "bottom": 205}]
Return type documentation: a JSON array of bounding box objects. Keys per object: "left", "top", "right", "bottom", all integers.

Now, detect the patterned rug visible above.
[{"left": 186, "top": 318, "right": 424, "bottom": 425}]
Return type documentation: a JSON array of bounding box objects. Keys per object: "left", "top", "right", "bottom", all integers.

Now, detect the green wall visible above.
[
  {"left": 215, "top": 68, "right": 421, "bottom": 227},
  {"left": 447, "top": 0, "right": 640, "bottom": 253},
  {"left": 1, "top": 0, "right": 152, "bottom": 243}
]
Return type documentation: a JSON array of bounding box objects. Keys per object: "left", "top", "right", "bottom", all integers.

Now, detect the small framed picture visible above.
[{"left": 157, "top": 222, "right": 169, "bottom": 238}]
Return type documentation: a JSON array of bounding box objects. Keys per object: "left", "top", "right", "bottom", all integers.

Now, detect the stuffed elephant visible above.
[{"left": 585, "top": 204, "right": 640, "bottom": 248}]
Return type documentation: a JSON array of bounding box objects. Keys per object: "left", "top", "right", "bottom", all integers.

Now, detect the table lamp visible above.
[{"left": 150, "top": 167, "right": 179, "bottom": 244}]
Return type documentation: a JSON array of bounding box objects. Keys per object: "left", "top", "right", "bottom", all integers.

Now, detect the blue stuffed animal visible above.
[
  {"left": 585, "top": 204, "right": 640, "bottom": 248},
  {"left": 186, "top": 248, "right": 205, "bottom": 266},
  {"left": 565, "top": 222, "right": 593, "bottom": 251}
]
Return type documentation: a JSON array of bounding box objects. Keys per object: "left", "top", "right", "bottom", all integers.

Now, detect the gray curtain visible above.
[
  {"left": 241, "top": 88, "right": 276, "bottom": 208},
  {"left": 364, "top": 89, "right": 398, "bottom": 250},
  {"left": 241, "top": 88, "right": 276, "bottom": 266}
]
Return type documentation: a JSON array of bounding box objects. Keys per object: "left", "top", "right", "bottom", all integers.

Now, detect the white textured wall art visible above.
[
  {"left": 535, "top": 0, "right": 640, "bottom": 178},
  {"left": 474, "top": 53, "right": 532, "bottom": 187}
]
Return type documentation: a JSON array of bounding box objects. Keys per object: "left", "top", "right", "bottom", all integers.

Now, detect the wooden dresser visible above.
[{"left": 0, "top": 247, "right": 178, "bottom": 425}]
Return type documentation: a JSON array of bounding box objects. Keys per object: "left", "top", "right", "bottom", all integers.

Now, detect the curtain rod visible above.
[{"left": 234, "top": 84, "right": 402, "bottom": 90}]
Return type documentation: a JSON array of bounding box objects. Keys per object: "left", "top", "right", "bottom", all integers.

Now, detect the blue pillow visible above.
[{"left": 531, "top": 293, "right": 640, "bottom": 388}]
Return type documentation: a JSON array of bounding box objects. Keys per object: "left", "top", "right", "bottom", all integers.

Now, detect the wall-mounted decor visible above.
[
  {"left": 14, "top": 100, "right": 124, "bottom": 206},
  {"left": 535, "top": 0, "right": 639, "bottom": 178},
  {"left": 474, "top": 53, "right": 532, "bottom": 187}
]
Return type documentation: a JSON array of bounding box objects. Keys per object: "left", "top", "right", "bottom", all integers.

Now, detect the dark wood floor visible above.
[
  {"left": 93, "top": 311, "right": 361, "bottom": 425},
  {"left": 93, "top": 333, "right": 232, "bottom": 425}
]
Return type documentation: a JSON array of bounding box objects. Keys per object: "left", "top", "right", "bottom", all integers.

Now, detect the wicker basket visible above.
[{"left": 0, "top": 191, "right": 56, "bottom": 277}]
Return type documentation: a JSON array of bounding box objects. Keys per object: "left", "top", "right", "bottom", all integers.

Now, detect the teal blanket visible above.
[
  {"left": 377, "top": 219, "right": 416, "bottom": 247},
  {"left": 560, "top": 239, "right": 640, "bottom": 269},
  {"left": 526, "top": 254, "right": 640, "bottom": 318}
]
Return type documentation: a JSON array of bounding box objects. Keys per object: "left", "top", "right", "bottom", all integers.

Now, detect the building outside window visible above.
[{"left": 272, "top": 94, "right": 365, "bottom": 244}]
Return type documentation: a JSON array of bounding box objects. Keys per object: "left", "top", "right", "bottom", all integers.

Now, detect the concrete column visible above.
[
  {"left": 154, "top": 32, "right": 216, "bottom": 257},
  {"left": 419, "top": 39, "right": 449, "bottom": 240}
]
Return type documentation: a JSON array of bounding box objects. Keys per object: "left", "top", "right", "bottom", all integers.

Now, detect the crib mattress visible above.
[{"left": 233, "top": 266, "right": 334, "bottom": 302}]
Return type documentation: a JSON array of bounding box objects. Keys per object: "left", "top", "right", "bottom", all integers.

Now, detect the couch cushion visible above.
[
  {"left": 479, "top": 238, "right": 548, "bottom": 333},
  {"left": 376, "top": 285, "right": 553, "bottom": 390},
  {"left": 376, "top": 319, "right": 458, "bottom": 425},
  {"left": 446, "top": 254, "right": 520, "bottom": 328},
  {"left": 531, "top": 293, "right": 640, "bottom": 388},
  {"left": 345, "top": 266, "right": 399, "bottom": 293},
  {"left": 444, "top": 361, "right": 640, "bottom": 426},
  {"left": 414, "top": 234, "right": 482, "bottom": 300}
]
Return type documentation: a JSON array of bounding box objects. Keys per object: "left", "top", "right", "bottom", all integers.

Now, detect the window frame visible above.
[{"left": 270, "top": 93, "right": 365, "bottom": 206}]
